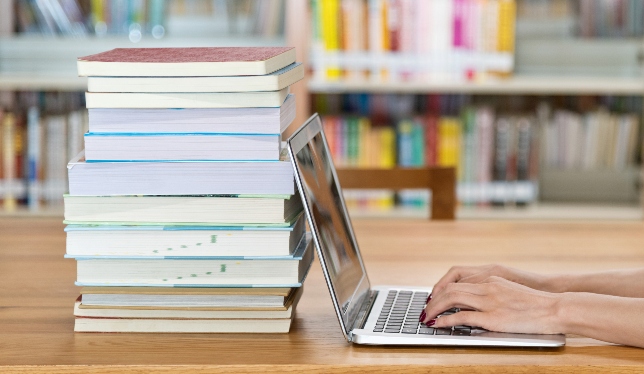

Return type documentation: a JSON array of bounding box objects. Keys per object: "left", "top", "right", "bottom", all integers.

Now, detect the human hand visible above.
[
  {"left": 432, "top": 264, "right": 560, "bottom": 295},
  {"left": 420, "top": 276, "right": 564, "bottom": 335}
]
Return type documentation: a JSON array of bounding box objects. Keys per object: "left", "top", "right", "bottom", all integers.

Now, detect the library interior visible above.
[{"left": 2, "top": 0, "right": 644, "bottom": 372}]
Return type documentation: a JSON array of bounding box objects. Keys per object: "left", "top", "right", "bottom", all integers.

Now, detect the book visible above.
[
  {"left": 78, "top": 286, "right": 300, "bottom": 308},
  {"left": 85, "top": 87, "right": 289, "bottom": 109},
  {"left": 74, "top": 316, "right": 293, "bottom": 333},
  {"left": 67, "top": 150, "right": 295, "bottom": 196},
  {"left": 63, "top": 194, "right": 303, "bottom": 226},
  {"left": 74, "top": 287, "right": 302, "bottom": 318},
  {"left": 69, "top": 234, "right": 314, "bottom": 287},
  {"left": 87, "top": 62, "right": 304, "bottom": 93},
  {"left": 65, "top": 214, "right": 306, "bottom": 257},
  {"left": 83, "top": 133, "right": 282, "bottom": 161},
  {"left": 77, "top": 47, "right": 296, "bottom": 76},
  {"left": 87, "top": 94, "right": 296, "bottom": 134}
]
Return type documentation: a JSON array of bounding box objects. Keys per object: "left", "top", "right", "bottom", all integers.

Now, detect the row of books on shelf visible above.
[
  {"left": 310, "top": 0, "right": 516, "bottom": 83},
  {"left": 0, "top": 92, "right": 86, "bottom": 211},
  {"left": 14, "top": 0, "right": 167, "bottom": 39},
  {"left": 66, "top": 46, "right": 309, "bottom": 333},
  {"left": 517, "top": 0, "right": 644, "bottom": 38},
  {"left": 317, "top": 93, "right": 642, "bottom": 206}
]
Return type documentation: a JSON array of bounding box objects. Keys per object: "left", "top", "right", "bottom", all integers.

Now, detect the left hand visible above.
[{"left": 420, "top": 276, "right": 564, "bottom": 335}]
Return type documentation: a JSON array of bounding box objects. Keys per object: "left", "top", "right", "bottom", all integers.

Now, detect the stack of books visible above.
[{"left": 65, "top": 46, "right": 311, "bottom": 333}]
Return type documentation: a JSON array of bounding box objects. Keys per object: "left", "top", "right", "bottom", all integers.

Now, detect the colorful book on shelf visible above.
[
  {"left": 65, "top": 215, "right": 306, "bottom": 257},
  {"left": 88, "top": 94, "right": 296, "bottom": 134},
  {"left": 87, "top": 63, "right": 304, "bottom": 93},
  {"left": 68, "top": 235, "right": 314, "bottom": 287},
  {"left": 77, "top": 47, "right": 296, "bottom": 76},
  {"left": 83, "top": 133, "right": 282, "bottom": 162},
  {"left": 67, "top": 150, "right": 295, "bottom": 196},
  {"left": 78, "top": 286, "right": 301, "bottom": 309},
  {"left": 63, "top": 194, "right": 303, "bottom": 226},
  {"left": 85, "top": 88, "right": 289, "bottom": 109}
]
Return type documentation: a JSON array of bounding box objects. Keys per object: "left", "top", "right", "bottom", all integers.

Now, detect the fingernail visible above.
[
  {"left": 426, "top": 294, "right": 432, "bottom": 303},
  {"left": 427, "top": 319, "right": 436, "bottom": 326},
  {"left": 419, "top": 311, "right": 426, "bottom": 322}
]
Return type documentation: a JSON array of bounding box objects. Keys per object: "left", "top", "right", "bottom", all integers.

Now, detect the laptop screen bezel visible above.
[{"left": 287, "top": 114, "right": 371, "bottom": 340}]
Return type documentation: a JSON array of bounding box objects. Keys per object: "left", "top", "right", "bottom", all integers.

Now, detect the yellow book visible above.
[
  {"left": 2, "top": 113, "right": 17, "bottom": 212},
  {"left": 358, "top": 118, "right": 371, "bottom": 167},
  {"left": 379, "top": 126, "right": 396, "bottom": 169},
  {"left": 321, "top": 0, "right": 342, "bottom": 79},
  {"left": 494, "top": 0, "right": 516, "bottom": 77}
]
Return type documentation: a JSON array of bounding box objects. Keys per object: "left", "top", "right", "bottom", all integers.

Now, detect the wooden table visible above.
[{"left": 2, "top": 217, "right": 644, "bottom": 373}]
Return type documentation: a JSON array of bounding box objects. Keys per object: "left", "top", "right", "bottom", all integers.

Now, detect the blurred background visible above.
[{"left": 0, "top": 0, "right": 642, "bottom": 220}]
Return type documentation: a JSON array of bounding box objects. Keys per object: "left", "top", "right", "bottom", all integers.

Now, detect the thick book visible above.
[
  {"left": 85, "top": 87, "right": 289, "bottom": 109},
  {"left": 65, "top": 215, "right": 305, "bottom": 257},
  {"left": 74, "top": 316, "right": 293, "bottom": 333},
  {"left": 87, "top": 94, "right": 295, "bottom": 134},
  {"left": 69, "top": 235, "right": 314, "bottom": 287},
  {"left": 77, "top": 47, "right": 296, "bottom": 77},
  {"left": 83, "top": 133, "right": 281, "bottom": 162},
  {"left": 74, "top": 288, "right": 302, "bottom": 319},
  {"left": 79, "top": 286, "right": 300, "bottom": 308},
  {"left": 63, "top": 194, "right": 303, "bottom": 227},
  {"left": 87, "top": 63, "right": 304, "bottom": 92},
  {"left": 67, "top": 151, "right": 295, "bottom": 196}
]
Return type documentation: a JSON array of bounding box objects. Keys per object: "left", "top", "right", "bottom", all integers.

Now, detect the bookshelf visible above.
[{"left": 286, "top": 0, "right": 644, "bottom": 219}]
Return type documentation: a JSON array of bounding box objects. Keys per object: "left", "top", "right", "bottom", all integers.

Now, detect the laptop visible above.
[{"left": 286, "top": 114, "right": 565, "bottom": 347}]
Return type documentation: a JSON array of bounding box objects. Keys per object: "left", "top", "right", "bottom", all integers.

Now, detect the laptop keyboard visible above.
[{"left": 372, "top": 290, "right": 472, "bottom": 336}]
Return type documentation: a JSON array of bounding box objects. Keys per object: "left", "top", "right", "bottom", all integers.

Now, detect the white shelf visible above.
[
  {"left": 346, "top": 203, "right": 643, "bottom": 221},
  {"left": 0, "top": 35, "right": 285, "bottom": 91},
  {"left": 308, "top": 75, "right": 644, "bottom": 95}
]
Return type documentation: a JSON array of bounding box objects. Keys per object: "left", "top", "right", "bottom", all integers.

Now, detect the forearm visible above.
[
  {"left": 556, "top": 292, "right": 644, "bottom": 348},
  {"left": 547, "top": 268, "right": 644, "bottom": 297}
]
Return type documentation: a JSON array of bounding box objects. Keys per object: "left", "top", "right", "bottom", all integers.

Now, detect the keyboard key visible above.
[
  {"left": 418, "top": 328, "right": 435, "bottom": 335},
  {"left": 453, "top": 325, "right": 471, "bottom": 331},
  {"left": 452, "top": 330, "right": 470, "bottom": 336},
  {"left": 435, "top": 328, "right": 452, "bottom": 335},
  {"left": 402, "top": 329, "right": 418, "bottom": 334}
]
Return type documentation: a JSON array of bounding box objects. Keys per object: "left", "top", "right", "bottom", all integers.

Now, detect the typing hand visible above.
[
  {"left": 432, "top": 264, "right": 558, "bottom": 295},
  {"left": 420, "top": 276, "right": 564, "bottom": 335}
]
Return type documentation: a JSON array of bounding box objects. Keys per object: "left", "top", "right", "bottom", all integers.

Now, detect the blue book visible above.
[{"left": 84, "top": 132, "right": 281, "bottom": 162}]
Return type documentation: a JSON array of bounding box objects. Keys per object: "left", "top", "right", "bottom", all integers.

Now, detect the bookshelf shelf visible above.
[{"left": 308, "top": 75, "right": 644, "bottom": 95}]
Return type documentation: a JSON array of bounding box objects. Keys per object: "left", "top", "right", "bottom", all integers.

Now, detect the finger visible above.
[
  {"left": 430, "top": 311, "right": 488, "bottom": 330},
  {"left": 432, "top": 266, "right": 479, "bottom": 295},
  {"left": 422, "top": 289, "right": 485, "bottom": 323}
]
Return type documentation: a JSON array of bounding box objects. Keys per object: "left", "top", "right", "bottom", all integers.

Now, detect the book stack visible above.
[{"left": 65, "top": 47, "right": 311, "bottom": 333}]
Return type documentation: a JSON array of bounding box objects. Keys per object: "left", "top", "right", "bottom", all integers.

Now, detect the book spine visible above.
[
  {"left": 27, "top": 106, "right": 41, "bottom": 210},
  {"left": 321, "top": 0, "right": 342, "bottom": 80},
  {"left": 2, "top": 113, "right": 16, "bottom": 212}
]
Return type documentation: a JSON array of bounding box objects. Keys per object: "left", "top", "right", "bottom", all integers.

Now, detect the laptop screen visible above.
[{"left": 287, "top": 114, "right": 370, "bottom": 337}]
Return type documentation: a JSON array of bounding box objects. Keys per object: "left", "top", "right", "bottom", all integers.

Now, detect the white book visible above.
[
  {"left": 74, "top": 316, "right": 293, "bottom": 333},
  {"left": 67, "top": 150, "right": 295, "bottom": 196},
  {"left": 70, "top": 235, "right": 314, "bottom": 287},
  {"left": 65, "top": 215, "right": 305, "bottom": 257},
  {"left": 88, "top": 94, "right": 295, "bottom": 134},
  {"left": 73, "top": 288, "right": 302, "bottom": 319},
  {"left": 79, "top": 286, "right": 300, "bottom": 308},
  {"left": 84, "top": 133, "right": 281, "bottom": 161},
  {"left": 85, "top": 87, "right": 289, "bottom": 109},
  {"left": 87, "top": 63, "right": 304, "bottom": 93},
  {"left": 63, "top": 194, "right": 303, "bottom": 226}
]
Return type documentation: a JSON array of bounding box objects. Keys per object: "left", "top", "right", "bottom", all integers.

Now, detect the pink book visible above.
[{"left": 77, "top": 47, "right": 296, "bottom": 77}]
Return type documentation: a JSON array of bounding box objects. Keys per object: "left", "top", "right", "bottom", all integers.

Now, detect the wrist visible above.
[{"left": 541, "top": 273, "right": 573, "bottom": 293}]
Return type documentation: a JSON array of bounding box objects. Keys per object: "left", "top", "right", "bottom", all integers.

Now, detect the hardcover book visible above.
[{"left": 77, "top": 47, "right": 296, "bottom": 77}]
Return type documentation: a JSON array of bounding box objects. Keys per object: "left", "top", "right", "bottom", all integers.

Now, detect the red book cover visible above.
[
  {"left": 425, "top": 115, "right": 438, "bottom": 167},
  {"left": 79, "top": 47, "right": 294, "bottom": 63}
]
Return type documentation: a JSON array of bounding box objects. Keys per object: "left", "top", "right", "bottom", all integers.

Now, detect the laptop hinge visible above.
[{"left": 349, "top": 290, "right": 378, "bottom": 340}]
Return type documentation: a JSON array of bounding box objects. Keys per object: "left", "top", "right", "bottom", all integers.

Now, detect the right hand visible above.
[{"left": 431, "top": 264, "right": 560, "bottom": 295}]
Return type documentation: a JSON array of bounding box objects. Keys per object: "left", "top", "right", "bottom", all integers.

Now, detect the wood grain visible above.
[{"left": 2, "top": 217, "right": 644, "bottom": 373}]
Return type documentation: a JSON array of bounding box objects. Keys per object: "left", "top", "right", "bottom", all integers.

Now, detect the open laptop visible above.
[{"left": 286, "top": 114, "right": 565, "bottom": 347}]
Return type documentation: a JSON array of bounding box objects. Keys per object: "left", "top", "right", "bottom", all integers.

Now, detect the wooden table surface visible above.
[{"left": 2, "top": 217, "right": 644, "bottom": 373}]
